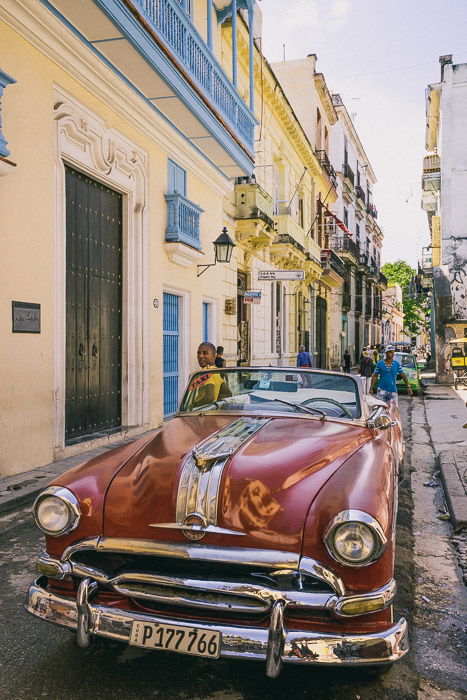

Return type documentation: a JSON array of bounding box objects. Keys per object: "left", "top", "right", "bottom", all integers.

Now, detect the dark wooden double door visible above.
[{"left": 65, "top": 166, "right": 122, "bottom": 441}]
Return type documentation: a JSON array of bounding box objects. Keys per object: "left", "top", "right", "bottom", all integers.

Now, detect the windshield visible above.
[
  {"left": 395, "top": 353, "right": 416, "bottom": 369},
  {"left": 180, "top": 369, "right": 361, "bottom": 419}
]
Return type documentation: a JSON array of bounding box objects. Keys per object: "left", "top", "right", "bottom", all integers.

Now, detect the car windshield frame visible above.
[
  {"left": 178, "top": 368, "right": 362, "bottom": 420},
  {"left": 394, "top": 353, "right": 416, "bottom": 369}
]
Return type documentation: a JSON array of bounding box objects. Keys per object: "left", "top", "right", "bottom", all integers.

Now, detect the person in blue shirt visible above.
[
  {"left": 370, "top": 344, "right": 412, "bottom": 403},
  {"left": 297, "top": 345, "right": 313, "bottom": 367}
]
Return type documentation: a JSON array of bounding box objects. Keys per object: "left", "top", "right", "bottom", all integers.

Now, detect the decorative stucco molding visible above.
[{"left": 53, "top": 87, "right": 149, "bottom": 452}]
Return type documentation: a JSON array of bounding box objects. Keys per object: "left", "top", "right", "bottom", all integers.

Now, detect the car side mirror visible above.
[{"left": 367, "top": 413, "right": 396, "bottom": 431}]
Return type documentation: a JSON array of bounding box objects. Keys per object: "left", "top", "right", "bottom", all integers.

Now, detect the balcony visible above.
[
  {"left": 165, "top": 192, "right": 203, "bottom": 248},
  {"left": 379, "top": 271, "right": 388, "bottom": 289},
  {"left": 342, "top": 163, "right": 355, "bottom": 187},
  {"left": 316, "top": 150, "right": 337, "bottom": 187},
  {"left": 47, "top": 0, "right": 256, "bottom": 176},
  {"left": 355, "top": 185, "right": 366, "bottom": 204},
  {"left": 235, "top": 180, "right": 274, "bottom": 226},
  {"left": 358, "top": 252, "right": 368, "bottom": 270},
  {"left": 320, "top": 249, "right": 345, "bottom": 287},
  {"left": 329, "top": 233, "right": 359, "bottom": 264},
  {"left": 422, "top": 154, "right": 441, "bottom": 192}
]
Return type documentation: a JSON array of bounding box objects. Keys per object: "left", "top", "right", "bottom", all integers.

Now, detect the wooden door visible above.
[
  {"left": 65, "top": 166, "right": 122, "bottom": 440},
  {"left": 316, "top": 295, "right": 327, "bottom": 368}
]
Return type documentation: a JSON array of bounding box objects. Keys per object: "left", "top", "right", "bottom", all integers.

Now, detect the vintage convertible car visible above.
[{"left": 26, "top": 368, "right": 408, "bottom": 677}]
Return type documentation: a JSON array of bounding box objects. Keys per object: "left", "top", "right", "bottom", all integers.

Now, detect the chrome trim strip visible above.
[
  {"left": 26, "top": 579, "right": 409, "bottom": 672},
  {"left": 62, "top": 537, "right": 100, "bottom": 562},
  {"left": 94, "top": 538, "right": 300, "bottom": 569},
  {"left": 299, "top": 557, "right": 346, "bottom": 597},
  {"left": 324, "top": 510, "right": 388, "bottom": 567},
  {"left": 176, "top": 417, "right": 270, "bottom": 528},
  {"left": 148, "top": 523, "right": 246, "bottom": 536}
]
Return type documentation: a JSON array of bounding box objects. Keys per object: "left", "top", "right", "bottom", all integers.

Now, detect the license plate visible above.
[{"left": 129, "top": 621, "right": 221, "bottom": 659}]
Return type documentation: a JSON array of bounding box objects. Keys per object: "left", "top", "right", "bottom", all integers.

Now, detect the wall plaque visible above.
[{"left": 12, "top": 301, "right": 41, "bottom": 333}]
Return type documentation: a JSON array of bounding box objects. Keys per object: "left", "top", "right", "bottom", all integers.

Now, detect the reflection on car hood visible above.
[{"left": 102, "top": 414, "right": 370, "bottom": 552}]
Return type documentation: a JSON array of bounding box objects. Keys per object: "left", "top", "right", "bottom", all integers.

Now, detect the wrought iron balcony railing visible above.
[
  {"left": 342, "top": 163, "right": 354, "bottom": 186},
  {"left": 165, "top": 192, "right": 203, "bottom": 249},
  {"left": 316, "top": 150, "right": 337, "bottom": 185},
  {"left": 320, "top": 249, "right": 345, "bottom": 278},
  {"left": 330, "top": 234, "right": 359, "bottom": 262},
  {"left": 355, "top": 185, "right": 366, "bottom": 203},
  {"left": 129, "top": 0, "right": 255, "bottom": 151},
  {"left": 366, "top": 203, "right": 378, "bottom": 218}
]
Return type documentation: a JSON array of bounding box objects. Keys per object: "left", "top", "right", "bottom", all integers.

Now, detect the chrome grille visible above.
[{"left": 70, "top": 551, "right": 335, "bottom": 617}]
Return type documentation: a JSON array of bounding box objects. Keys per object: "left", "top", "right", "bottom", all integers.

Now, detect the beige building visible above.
[
  {"left": 0, "top": 0, "right": 259, "bottom": 477},
  {"left": 382, "top": 284, "right": 404, "bottom": 345}
]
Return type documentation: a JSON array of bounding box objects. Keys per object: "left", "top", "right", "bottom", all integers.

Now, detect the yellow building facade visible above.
[{"left": 0, "top": 0, "right": 260, "bottom": 477}]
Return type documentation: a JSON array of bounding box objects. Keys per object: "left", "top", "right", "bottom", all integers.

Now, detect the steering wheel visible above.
[{"left": 301, "top": 397, "right": 353, "bottom": 418}]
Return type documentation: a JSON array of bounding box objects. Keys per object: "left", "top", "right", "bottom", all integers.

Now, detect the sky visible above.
[{"left": 259, "top": 0, "right": 467, "bottom": 268}]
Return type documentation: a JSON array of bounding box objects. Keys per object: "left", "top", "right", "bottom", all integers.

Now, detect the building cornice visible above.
[
  {"left": 1, "top": 0, "right": 233, "bottom": 197},
  {"left": 314, "top": 73, "right": 338, "bottom": 125}
]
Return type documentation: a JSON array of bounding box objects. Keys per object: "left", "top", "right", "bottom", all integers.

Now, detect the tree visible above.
[{"left": 382, "top": 260, "right": 430, "bottom": 336}]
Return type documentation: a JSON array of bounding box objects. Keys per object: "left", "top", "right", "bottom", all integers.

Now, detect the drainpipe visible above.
[
  {"left": 248, "top": 3, "right": 254, "bottom": 112},
  {"left": 207, "top": 0, "right": 213, "bottom": 49},
  {"left": 232, "top": 0, "right": 238, "bottom": 88},
  {"left": 309, "top": 284, "right": 315, "bottom": 365}
]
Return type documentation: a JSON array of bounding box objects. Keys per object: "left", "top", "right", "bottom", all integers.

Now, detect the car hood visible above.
[{"left": 102, "top": 414, "right": 370, "bottom": 553}]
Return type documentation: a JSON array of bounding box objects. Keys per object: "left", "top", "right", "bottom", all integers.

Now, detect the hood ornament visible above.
[{"left": 192, "top": 449, "right": 232, "bottom": 471}]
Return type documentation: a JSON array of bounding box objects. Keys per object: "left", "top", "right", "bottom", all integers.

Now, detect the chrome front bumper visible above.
[{"left": 26, "top": 577, "right": 409, "bottom": 678}]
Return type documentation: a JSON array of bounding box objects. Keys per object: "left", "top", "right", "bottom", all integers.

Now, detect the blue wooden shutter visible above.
[
  {"left": 163, "top": 293, "right": 180, "bottom": 417},
  {"left": 202, "top": 302, "right": 209, "bottom": 342},
  {"left": 168, "top": 159, "right": 186, "bottom": 195}
]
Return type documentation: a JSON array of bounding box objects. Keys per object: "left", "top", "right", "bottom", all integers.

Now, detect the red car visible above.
[{"left": 27, "top": 368, "right": 408, "bottom": 677}]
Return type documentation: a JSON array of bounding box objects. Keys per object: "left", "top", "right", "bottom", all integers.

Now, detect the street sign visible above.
[
  {"left": 258, "top": 270, "right": 305, "bottom": 281},
  {"left": 244, "top": 290, "right": 262, "bottom": 304}
]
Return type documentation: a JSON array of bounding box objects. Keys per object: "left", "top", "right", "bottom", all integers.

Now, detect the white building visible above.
[
  {"left": 422, "top": 55, "right": 467, "bottom": 380},
  {"left": 329, "top": 94, "right": 385, "bottom": 364}
]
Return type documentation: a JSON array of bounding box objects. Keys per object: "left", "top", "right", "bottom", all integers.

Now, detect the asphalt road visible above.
[{"left": 0, "top": 395, "right": 463, "bottom": 700}]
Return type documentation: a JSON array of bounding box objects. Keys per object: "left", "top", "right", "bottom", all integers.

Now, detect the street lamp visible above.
[{"left": 197, "top": 227, "right": 235, "bottom": 276}]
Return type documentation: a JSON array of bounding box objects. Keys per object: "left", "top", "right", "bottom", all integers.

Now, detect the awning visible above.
[{"left": 321, "top": 203, "right": 350, "bottom": 235}]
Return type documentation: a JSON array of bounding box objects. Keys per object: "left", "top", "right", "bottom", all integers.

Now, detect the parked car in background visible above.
[
  {"left": 395, "top": 352, "right": 423, "bottom": 395},
  {"left": 27, "top": 368, "right": 408, "bottom": 677}
]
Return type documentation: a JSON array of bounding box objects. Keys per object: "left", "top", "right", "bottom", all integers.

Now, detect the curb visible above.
[{"left": 438, "top": 449, "right": 467, "bottom": 532}]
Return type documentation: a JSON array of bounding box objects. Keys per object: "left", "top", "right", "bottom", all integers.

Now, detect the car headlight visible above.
[
  {"left": 324, "top": 510, "right": 387, "bottom": 567},
  {"left": 33, "top": 486, "right": 81, "bottom": 536}
]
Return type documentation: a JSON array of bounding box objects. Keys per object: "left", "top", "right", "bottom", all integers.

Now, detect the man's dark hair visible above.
[
  {"left": 199, "top": 342, "right": 216, "bottom": 354},
  {"left": 216, "top": 346, "right": 224, "bottom": 354}
]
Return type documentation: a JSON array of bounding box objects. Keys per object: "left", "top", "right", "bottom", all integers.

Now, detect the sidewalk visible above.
[
  {"left": 422, "top": 382, "right": 467, "bottom": 532},
  {"left": 0, "top": 429, "right": 158, "bottom": 516}
]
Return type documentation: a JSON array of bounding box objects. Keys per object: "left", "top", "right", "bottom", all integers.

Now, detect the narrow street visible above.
[{"left": 1, "top": 387, "right": 465, "bottom": 700}]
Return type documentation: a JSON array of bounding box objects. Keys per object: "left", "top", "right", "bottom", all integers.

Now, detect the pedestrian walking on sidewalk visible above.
[
  {"left": 359, "top": 350, "right": 374, "bottom": 393},
  {"left": 370, "top": 344, "right": 412, "bottom": 403},
  {"left": 342, "top": 349, "right": 351, "bottom": 373}
]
